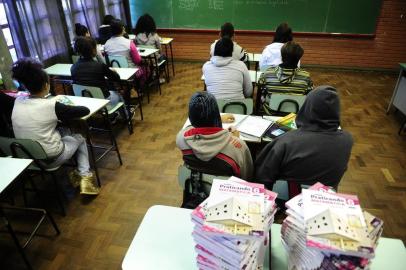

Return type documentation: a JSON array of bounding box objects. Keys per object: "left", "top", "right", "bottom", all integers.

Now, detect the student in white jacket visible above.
[
  {"left": 203, "top": 37, "right": 253, "bottom": 100},
  {"left": 260, "top": 23, "right": 300, "bottom": 70}
]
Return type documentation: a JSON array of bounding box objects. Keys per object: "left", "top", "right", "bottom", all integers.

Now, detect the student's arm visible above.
[
  {"left": 55, "top": 102, "right": 90, "bottom": 121},
  {"left": 103, "top": 64, "right": 121, "bottom": 81},
  {"left": 241, "top": 64, "right": 253, "bottom": 98},
  {"left": 241, "top": 143, "right": 254, "bottom": 181},
  {"left": 154, "top": 33, "right": 162, "bottom": 51},
  {"left": 239, "top": 47, "right": 248, "bottom": 62},
  {"left": 130, "top": 41, "right": 142, "bottom": 65},
  {"left": 255, "top": 139, "right": 286, "bottom": 188}
]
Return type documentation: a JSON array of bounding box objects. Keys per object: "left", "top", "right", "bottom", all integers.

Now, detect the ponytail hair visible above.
[{"left": 11, "top": 58, "right": 49, "bottom": 94}]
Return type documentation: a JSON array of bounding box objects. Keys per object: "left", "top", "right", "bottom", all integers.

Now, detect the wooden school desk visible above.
[
  {"left": 248, "top": 53, "right": 261, "bottom": 71},
  {"left": 161, "top": 37, "right": 175, "bottom": 77},
  {"left": 45, "top": 64, "right": 143, "bottom": 120},
  {"left": 201, "top": 70, "right": 263, "bottom": 91},
  {"left": 387, "top": 63, "right": 406, "bottom": 134},
  {"left": 53, "top": 95, "right": 109, "bottom": 186},
  {"left": 122, "top": 205, "right": 406, "bottom": 270}
]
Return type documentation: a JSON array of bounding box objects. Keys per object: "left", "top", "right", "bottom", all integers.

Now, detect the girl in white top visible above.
[
  {"left": 11, "top": 59, "right": 99, "bottom": 195},
  {"left": 134, "top": 14, "right": 162, "bottom": 52},
  {"left": 260, "top": 23, "right": 298, "bottom": 70}
]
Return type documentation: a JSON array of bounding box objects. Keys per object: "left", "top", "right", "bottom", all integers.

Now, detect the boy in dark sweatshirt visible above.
[{"left": 255, "top": 85, "right": 353, "bottom": 189}]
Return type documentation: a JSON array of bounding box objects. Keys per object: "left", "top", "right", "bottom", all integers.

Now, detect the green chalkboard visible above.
[{"left": 130, "top": 0, "right": 382, "bottom": 35}]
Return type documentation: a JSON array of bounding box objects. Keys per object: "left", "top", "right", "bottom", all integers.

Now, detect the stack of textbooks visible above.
[
  {"left": 281, "top": 183, "right": 384, "bottom": 270},
  {"left": 190, "top": 177, "right": 278, "bottom": 270}
]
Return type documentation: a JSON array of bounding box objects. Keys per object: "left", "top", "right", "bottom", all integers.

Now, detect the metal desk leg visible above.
[
  {"left": 154, "top": 54, "right": 162, "bottom": 95},
  {"left": 164, "top": 45, "right": 170, "bottom": 82},
  {"left": 170, "top": 43, "right": 175, "bottom": 76},
  {"left": 84, "top": 121, "right": 101, "bottom": 187}
]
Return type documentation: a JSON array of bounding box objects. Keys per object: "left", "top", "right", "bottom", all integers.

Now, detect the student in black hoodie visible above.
[{"left": 255, "top": 85, "right": 353, "bottom": 189}]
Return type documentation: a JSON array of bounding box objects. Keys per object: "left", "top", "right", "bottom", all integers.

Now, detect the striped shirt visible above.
[{"left": 258, "top": 66, "right": 313, "bottom": 114}]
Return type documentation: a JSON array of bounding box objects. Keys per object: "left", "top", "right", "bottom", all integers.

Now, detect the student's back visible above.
[
  {"left": 71, "top": 58, "right": 119, "bottom": 98},
  {"left": 255, "top": 86, "right": 353, "bottom": 189},
  {"left": 203, "top": 37, "right": 252, "bottom": 100}
]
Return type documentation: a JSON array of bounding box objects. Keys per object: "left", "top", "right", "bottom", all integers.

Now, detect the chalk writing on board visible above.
[
  {"left": 178, "top": 0, "right": 200, "bottom": 11},
  {"left": 236, "top": 0, "right": 288, "bottom": 6},
  {"left": 208, "top": 0, "right": 224, "bottom": 10}
]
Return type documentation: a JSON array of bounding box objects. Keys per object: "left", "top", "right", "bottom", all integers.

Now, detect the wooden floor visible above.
[{"left": 1, "top": 62, "right": 406, "bottom": 269}]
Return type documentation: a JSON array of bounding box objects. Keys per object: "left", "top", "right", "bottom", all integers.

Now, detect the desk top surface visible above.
[
  {"left": 202, "top": 70, "right": 262, "bottom": 83},
  {"left": 55, "top": 95, "right": 109, "bottom": 120},
  {"left": 160, "top": 37, "right": 173, "bottom": 45},
  {"left": 137, "top": 47, "right": 159, "bottom": 57},
  {"left": 45, "top": 64, "right": 138, "bottom": 80},
  {"left": 122, "top": 205, "right": 406, "bottom": 270},
  {"left": 249, "top": 53, "right": 262, "bottom": 62},
  {"left": 0, "top": 157, "right": 32, "bottom": 193}
]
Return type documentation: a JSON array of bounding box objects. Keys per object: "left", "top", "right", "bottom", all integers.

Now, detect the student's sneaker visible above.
[
  {"left": 80, "top": 174, "right": 100, "bottom": 195},
  {"left": 69, "top": 170, "right": 81, "bottom": 188},
  {"left": 159, "top": 78, "right": 166, "bottom": 84}
]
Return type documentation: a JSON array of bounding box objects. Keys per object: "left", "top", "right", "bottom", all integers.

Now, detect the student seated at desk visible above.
[
  {"left": 98, "top": 15, "right": 115, "bottom": 44},
  {"left": 134, "top": 14, "right": 162, "bottom": 52},
  {"left": 210, "top": 22, "right": 247, "bottom": 62},
  {"left": 259, "top": 41, "right": 313, "bottom": 115},
  {"left": 255, "top": 86, "right": 353, "bottom": 190},
  {"left": 203, "top": 37, "right": 252, "bottom": 100},
  {"left": 71, "top": 36, "right": 125, "bottom": 109},
  {"left": 73, "top": 23, "right": 104, "bottom": 63},
  {"left": 259, "top": 23, "right": 298, "bottom": 70},
  {"left": 104, "top": 19, "right": 142, "bottom": 69},
  {"left": 176, "top": 92, "right": 253, "bottom": 180},
  {"left": 11, "top": 58, "right": 99, "bottom": 195}
]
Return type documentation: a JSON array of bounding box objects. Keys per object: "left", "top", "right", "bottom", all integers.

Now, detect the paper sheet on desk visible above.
[{"left": 237, "top": 116, "right": 273, "bottom": 138}]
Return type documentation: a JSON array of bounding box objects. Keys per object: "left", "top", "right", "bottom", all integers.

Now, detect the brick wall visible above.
[{"left": 159, "top": 0, "right": 406, "bottom": 69}]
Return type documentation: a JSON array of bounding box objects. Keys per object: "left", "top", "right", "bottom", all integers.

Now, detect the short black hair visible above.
[
  {"left": 110, "top": 19, "right": 125, "bottom": 36},
  {"left": 134, "top": 13, "right": 157, "bottom": 36},
  {"left": 75, "top": 23, "right": 89, "bottom": 37},
  {"left": 220, "top": 22, "right": 234, "bottom": 38},
  {"left": 189, "top": 92, "right": 222, "bottom": 128},
  {"left": 11, "top": 58, "right": 49, "bottom": 94},
  {"left": 103, "top": 15, "right": 115, "bottom": 25},
  {"left": 214, "top": 37, "right": 233, "bottom": 57},
  {"left": 273, "top": 23, "right": 293, "bottom": 43},
  {"left": 281, "top": 41, "right": 304, "bottom": 68},
  {"left": 74, "top": 36, "right": 97, "bottom": 59}
]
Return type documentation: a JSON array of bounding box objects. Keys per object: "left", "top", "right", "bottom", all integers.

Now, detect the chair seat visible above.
[{"left": 106, "top": 101, "right": 125, "bottom": 115}]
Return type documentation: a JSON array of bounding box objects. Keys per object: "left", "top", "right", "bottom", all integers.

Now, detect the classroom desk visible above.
[
  {"left": 45, "top": 64, "right": 142, "bottom": 121},
  {"left": 0, "top": 157, "right": 32, "bottom": 193},
  {"left": 248, "top": 53, "right": 261, "bottom": 70},
  {"left": 161, "top": 37, "right": 175, "bottom": 76},
  {"left": 387, "top": 63, "right": 406, "bottom": 133},
  {"left": 201, "top": 70, "right": 263, "bottom": 84},
  {"left": 54, "top": 95, "right": 109, "bottom": 186},
  {"left": 122, "top": 205, "right": 406, "bottom": 270},
  {"left": 45, "top": 64, "right": 139, "bottom": 80}
]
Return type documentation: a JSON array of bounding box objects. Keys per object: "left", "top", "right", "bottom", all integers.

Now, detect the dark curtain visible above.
[
  {"left": 63, "top": 0, "right": 103, "bottom": 37},
  {"left": 2, "top": 0, "right": 69, "bottom": 65}
]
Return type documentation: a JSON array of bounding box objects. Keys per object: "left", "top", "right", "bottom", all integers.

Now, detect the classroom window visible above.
[{"left": 0, "top": 2, "right": 17, "bottom": 62}]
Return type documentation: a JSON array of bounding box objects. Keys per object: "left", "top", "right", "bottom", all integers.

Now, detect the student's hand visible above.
[
  {"left": 221, "top": 114, "right": 235, "bottom": 123},
  {"left": 228, "top": 126, "right": 240, "bottom": 137}
]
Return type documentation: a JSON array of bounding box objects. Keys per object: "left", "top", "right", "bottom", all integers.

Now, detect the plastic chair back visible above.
[
  {"left": 107, "top": 55, "right": 129, "bottom": 68},
  {"left": 217, "top": 98, "right": 253, "bottom": 115},
  {"left": 269, "top": 93, "right": 306, "bottom": 114},
  {"left": 71, "top": 55, "right": 80, "bottom": 64},
  {"left": 72, "top": 84, "right": 105, "bottom": 99},
  {"left": 0, "top": 136, "right": 48, "bottom": 160}
]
